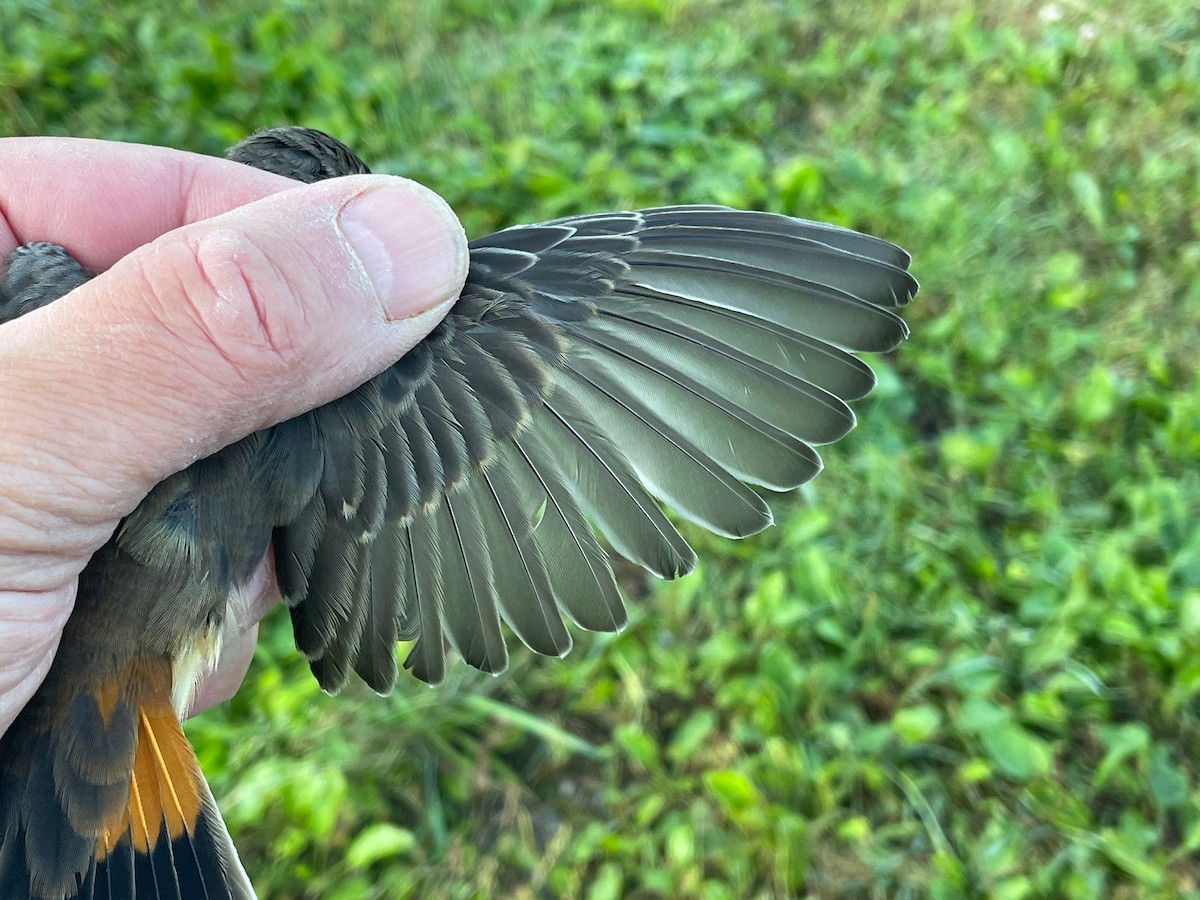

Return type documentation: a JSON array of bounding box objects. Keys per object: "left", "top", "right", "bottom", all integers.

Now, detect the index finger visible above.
[{"left": 0, "top": 136, "right": 301, "bottom": 269}]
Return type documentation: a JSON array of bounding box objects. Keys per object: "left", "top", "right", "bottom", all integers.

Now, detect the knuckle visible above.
[{"left": 147, "top": 227, "right": 312, "bottom": 379}]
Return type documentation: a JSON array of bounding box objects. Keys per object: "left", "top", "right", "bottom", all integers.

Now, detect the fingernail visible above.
[{"left": 338, "top": 179, "right": 467, "bottom": 321}]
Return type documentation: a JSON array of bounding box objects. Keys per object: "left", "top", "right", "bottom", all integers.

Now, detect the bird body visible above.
[{"left": 0, "top": 127, "right": 916, "bottom": 899}]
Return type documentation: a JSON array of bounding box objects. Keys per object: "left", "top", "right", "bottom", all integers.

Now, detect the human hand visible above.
[{"left": 0, "top": 135, "right": 467, "bottom": 737}]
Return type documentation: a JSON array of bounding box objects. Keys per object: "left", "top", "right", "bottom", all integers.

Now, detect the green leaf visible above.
[
  {"left": 1098, "top": 825, "right": 1162, "bottom": 886},
  {"left": 1073, "top": 365, "right": 1116, "bottom": 425},
  {"left": 345, "top": 824, "right": 417, "bottom": 868},
  {"left": 979, "top": 724, "right": 1053, "bottom": 780},
  {"left": 704, "top": 770, "right": 761, "bottom": 816},
  {"left": 892, "top": 705, "right": 943, "bottom": 744},
  {"left": 1147, "top": 745, "right": 1189, "bottom": 812},
  {"left": 940, "top": 431, "right": 999, "bottom": 474},
  {"left": 614, "top": 723, "right": 661, "bottom": 772},
  {"left": 1069, "top": 170, "right": 1105, "bottom": 228},
  {"left": 957, "top": 697, "right": 1009, "bottom": 734},
  {"left": 1094, "top": 723, "right": 1148, "bottom": 788},
  {"left": 668, "top": 709, "right": 718, "bottom": 765},
  {"left": 587, "top": 863, "right": 624, "bottom": 900}
]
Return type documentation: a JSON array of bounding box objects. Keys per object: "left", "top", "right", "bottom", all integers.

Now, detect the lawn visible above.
[{"left": 3, "top": 0, "right": 1199, "bottom": 897}]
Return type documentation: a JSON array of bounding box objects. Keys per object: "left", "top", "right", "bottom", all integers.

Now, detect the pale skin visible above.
[{"left": 0, "top": 136, "right": 468, "bottom": 737}]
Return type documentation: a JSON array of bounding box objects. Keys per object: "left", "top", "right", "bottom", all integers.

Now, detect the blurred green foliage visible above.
[{"left": 4, "top": 0, "right": 1200, "bottom": 896}]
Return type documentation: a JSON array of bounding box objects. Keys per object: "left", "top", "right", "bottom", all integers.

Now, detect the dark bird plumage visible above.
[{"left": 0, "top": 127, "right": 916, "bottom": 898}]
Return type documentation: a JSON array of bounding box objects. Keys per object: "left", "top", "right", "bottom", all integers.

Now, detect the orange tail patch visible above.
[
  {"left": 96, "top": 696, "right": 204, "bottom": 859},
  {"left": 0, "top": 656, "right": 254, "bottom": 899}
]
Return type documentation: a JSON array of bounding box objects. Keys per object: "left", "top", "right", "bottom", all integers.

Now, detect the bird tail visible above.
[{"left": 0, "top": 657, "right": 255, "bottom": 900}]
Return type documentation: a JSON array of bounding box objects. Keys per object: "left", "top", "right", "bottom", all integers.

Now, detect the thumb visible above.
[
  {"left": 2, "top": 174, "right": 467, "bottom": 578},
  {"left": 0, "top": 173, "right": 467, "bottom": 733}
]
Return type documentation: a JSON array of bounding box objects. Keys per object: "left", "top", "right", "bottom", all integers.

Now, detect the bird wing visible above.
[{"left": 271, "top": 205, "right": 916, "bottom": 691}]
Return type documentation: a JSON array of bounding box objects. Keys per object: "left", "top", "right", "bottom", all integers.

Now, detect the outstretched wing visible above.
[{"left": 273, "top": 205, "right": 916, "bottom": 691}]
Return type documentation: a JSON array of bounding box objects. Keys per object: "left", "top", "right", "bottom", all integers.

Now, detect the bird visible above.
[{"left": 0, "top": 126, "right": 917, "bottom": 899}]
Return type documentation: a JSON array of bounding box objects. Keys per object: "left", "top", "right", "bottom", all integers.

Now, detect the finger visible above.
[
  {"left": 187, "top": 553, "right": 281, "bottom": 716},
  {"left": 0, "top": 585, "right": 73, "bottom": 735},
  {"left": 0, "top": 136, "right": 298, "bottom": 267},
  {"left": 187, "top": 624, "right": 260, "bottom": 718}
]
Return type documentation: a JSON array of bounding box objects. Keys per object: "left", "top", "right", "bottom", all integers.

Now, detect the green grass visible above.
[{"left": 4, "top": 0, "right": 1200, "bottom": 896}]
